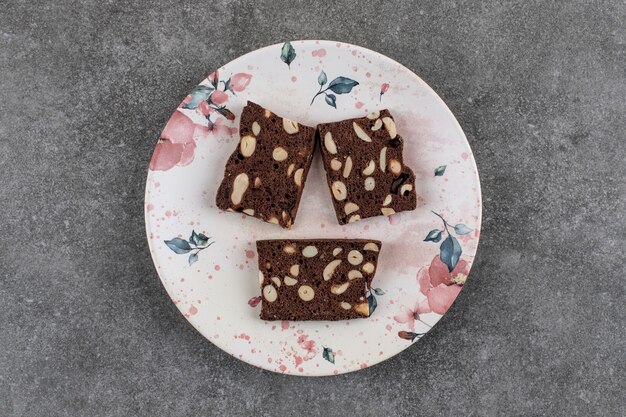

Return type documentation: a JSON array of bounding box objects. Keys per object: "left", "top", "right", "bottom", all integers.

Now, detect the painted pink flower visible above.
[
  {"left": 198, "top": 100, "right": 214, "bottom": 116},
  {"left": 394, "top": 300, "right": 429, "bottom": 331},
  {"left": 160, "top": 110, "right": 195, "bottom": 144},
  {"left": 416, "top": 255, "right": 468, "bottom": 315},
  {"left": 428, "top": 255, "right": 469, "bottom": 287},
  {"left": 381, "top": 83, "right": 390, "bottom": 94},
  {"left": 230, "top": 73, "right": 252, "bottom": 92},
  {"left": 210, "top": 89, "right": 229, "bottom": 105},
  {"left": 150, "top": 111, "right": 197, "bottom": 171}
]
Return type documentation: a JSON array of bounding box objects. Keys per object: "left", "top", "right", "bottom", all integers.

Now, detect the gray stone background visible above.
[{"left": 1, "top": 1, "right": 624, "bottom": 416}]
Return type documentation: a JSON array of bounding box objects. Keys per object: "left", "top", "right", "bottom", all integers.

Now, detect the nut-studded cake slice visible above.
[
  {"left": 216, "top": 102, "right": 316, "bottom": 228},
  {"left": 256, "top": 239, "right": 382, "bottom": 321},
  {"left": 318, "top": 110, "right": 417, "bottom": 224}
]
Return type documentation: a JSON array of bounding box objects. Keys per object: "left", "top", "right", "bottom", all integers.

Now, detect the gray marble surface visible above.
[{"left": 1, "top": 1, "right": 625, "bottom": 416}]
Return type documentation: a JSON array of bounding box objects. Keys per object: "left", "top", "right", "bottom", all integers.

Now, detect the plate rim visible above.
[{"left": 144, "top": 39, "right": 482, "bottom": 376}]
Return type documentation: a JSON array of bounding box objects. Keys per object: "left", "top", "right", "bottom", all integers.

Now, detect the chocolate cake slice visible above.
[
  {"left": 318, "top": 110, "right": 417, "bottom": 224},
  {"left": 216, "top": 102, "right": 316, "bottom": 228},
  {"left": 256, "top": 239, "right": 382, "bottom": 320}
]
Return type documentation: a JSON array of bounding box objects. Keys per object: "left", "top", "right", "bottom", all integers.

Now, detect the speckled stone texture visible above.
[{"left": 1, "top": 1, "right": 624, "bottom": 416}]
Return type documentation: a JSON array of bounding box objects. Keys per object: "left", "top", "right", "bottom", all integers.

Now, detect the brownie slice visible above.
[
  {"left": 318, "top": 110, "right": 417, "bottom": 224},
  {"left": 256, "top": 239, "right": 382, "bottom": 321},
  {"left": 216, "top": 102, "right": 316, "bottom": 228}
]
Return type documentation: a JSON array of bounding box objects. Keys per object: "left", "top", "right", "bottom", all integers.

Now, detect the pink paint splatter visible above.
[
  {"left": 355, "top": 101, "right": 364, "bottom": 109},
  {"left": 352, "top": 50, "right": 357, "bottom": 56},
  {"left": 297, "top": 335, "right": 316, "bottom": 353},
  {"left": 146, "top": 204, "right": 154, "bottom": 212},
  {"left": 461, "top": 152, "right": 469, "bottom": 160},
  {"left": 268, "top": 357, "right": 272, "bottom": 363},
  {"left": 279, "top": 364, "right": 287, "bottom": 372},
  {"left": 165, "top": 210, "right": 172, "bottom": 217},
  {"left": 214, "top": 265, "right": 220, "bottom": 271},
  {"left": 366, "top": 72, "right": 372, "bottom": 78},
  {"left": 248, "top": 296, "right": 261, "bottom": 307},
  {"left": 352, "top": 66, "right": 358, "bottom": 72},
  {"left": 295, "top": 356, "right": 303, "bottom": 367},
  {"left": 281, "top": 320, "right": 290, "bottom": 330},
  {"left": 360, "top": 363, "right": 368, "bottom": 369},
  {"left": 245, "top": 250, "right": 255, "bottom": 259},
  {"left": 188, "top": 305, "right": 198, "bottom": 315},
  {"left": 312, "top": 48, "right": 327, "bottom": 57},
  {"left": 291, "top": 75, "right": 297, "bottom": 82},
  {"left": 386, "top": 324, "right": 393, "bottom": 331}
]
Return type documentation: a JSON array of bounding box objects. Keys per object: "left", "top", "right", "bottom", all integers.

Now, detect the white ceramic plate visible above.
[{"left": 145, "top": 40, "right": 481, "bottom": 376}]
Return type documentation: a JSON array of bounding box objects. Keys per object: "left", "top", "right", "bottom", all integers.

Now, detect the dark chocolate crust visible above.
[
  {"left": 317, "top": 110, "right": 417, "bottom": 224},
  {"left": 257, "top": 239, "right": 382, "bottom": 321},
  {"left": 215, "top": 102, "right": 317, "bottom": 228}
]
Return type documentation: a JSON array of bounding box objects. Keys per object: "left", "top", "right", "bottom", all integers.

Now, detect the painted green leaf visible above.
[
  {"left": 318, "top": 70, "right": 327, "bottom": 85},
  {"left": 424, "top": 229, "right": 442, "bottom": 242},
  {"left": 164, "top": 238, "right": 192, "bottom": 254},
  {"left": 188, "top": 252, "right": 198, "bottom": 266},
  {"left": 325, "top": 93, "right": 336, "bottom": 108},
  {"left": 454, "top": 224, "right": 472, "bottom": 235},
  {"left": 327, "top": 77, "right": 359, "bottom": 94},
  {"left": 440, "top": 234, "right": 462, "bottom": 272},
  {"left": 322, "top": 347, "right": 335, "bottom": 364},
  {"left": 280, "top": 42, "right": 296, "bottom": 67},
  {"left": 434, "top": 165, "right": 447, "bottom": 176}
]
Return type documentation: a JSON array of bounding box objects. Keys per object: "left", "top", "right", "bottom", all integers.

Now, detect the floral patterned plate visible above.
[{"left": 145, "top": 40, "right": 481, "bottom": 376}]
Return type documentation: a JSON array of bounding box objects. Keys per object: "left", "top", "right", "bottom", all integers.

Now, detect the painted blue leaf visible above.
[
  {"left": 182, "top": 85, "right": 214, "bottom": 110},
  {"left": 424, "top": 229, "right": 442, "bottom": 242},
  {"left": 164, "top": 238, "right": 192, "bottom": 254},
  {"left": 188, "top": 252, "right": 198, "bottom": 266},
  {"left": 325, "top": 93, "right": 336, "bottom": 108},
  {"left": 434, "top": 165, "right": 447, "bottom": 176},
  {"left": 454, "top": 224, "right": 473, "bottom": 235},
  {"left": 367, "top": 293, "right": 377, "bottom": 316},
  {"left": 223, "top": 77, "right": 232, "bottom": 93},
  {"left": 327, "top": 77, "right": 359, "bottom": 94},
  {"left": 196, "top": 233, "right": 210, "bottom": 246},
  {"left": 322, "top": 347, "right": 335, "bottom": 364},
  {"left": 440, "top": 234, "right": 462, "bottom": 272},
  {"left": 318, "top": 70, "right": 327, "bottom": 85},
  {"left": 280, "top": 42, "right": 296, "bottom": 67},
  {"left": 373, "top": 288, "right": 385, "bottom": 296},
  {"left": 190, "top": 231, "right": 210, "bottom": 246},
  {"left": 189, "top": 230, "right": 198, "bottom": 246}
]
